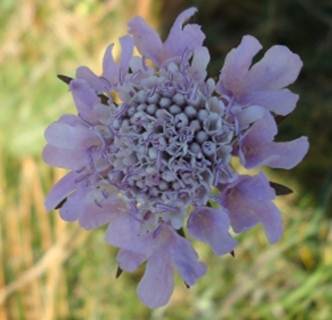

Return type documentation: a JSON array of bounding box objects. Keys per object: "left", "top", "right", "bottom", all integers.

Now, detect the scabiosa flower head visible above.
[{"left": 43, "top": 8, "right": 309, "bottom": 308}]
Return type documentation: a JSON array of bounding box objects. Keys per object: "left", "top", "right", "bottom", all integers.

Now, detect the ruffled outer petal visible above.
[
  {"left": 42, "top": 144, "right": 87, "bottom": 170},
  {"left": 79, "top": 193, "right": 128, "bottom": 230},
  {"left": 105, "top": 213, "right": 156, "bottom": 256},
  {"left": 117, "top": 249, "right": 145, "bottom": 272},
  {"left": 169, "top": 227, "right": 206, "bottom": 286},
  {"left": 106, "top": 215, "right": 206, "bottom": 306},
  {"left": 102, "top": 43, "right": 118, "bottom": 83},
  {"left": 136, "top": 224, "right": 205, "bottom": 308},
  {"left": 129, "top": 7, "right": 204, "bottom": 65},
  {"left": 137, "top": 251, "right": 174, "bottom": 308},
  {"left": 242, "top": 89, "right": 299, "bottom": 116},
  {"left": 242, "top": 137, "right": 309, "bottom": 169},
  {"left": 45, "top": 122, "right": 99, "bottom": 150},
  {"left": 188, "top": 206, "right": 237, "bottom": 255},
  {"left": 76, "top": 66, "right": 109, "bottom": 92},
  {"left": 251, "top": 201, "right": 283, "bottom": 243},
  {"left": 190, "top": 46, "right": 210, "bottom": 81},
  {"left": 102, "top": 35, "right": 134, "bottom": 85},
  {"left": 118, "top": 36, "right": 134, "bottom": 81},
  {"left": 219, "top": 173, "right": 283, "bottom": 243},
  {"left": 57, "top": 114, "right": 84, "bottom": 126},
  {"left": 70, "top": 79, "right": 99, "bottom": 121},
  {"left": 167, "top": 7, "right": 198, "bottom": 39},
  {"left": 60, "top": 188, "right": 86, "bottom": 222},
  {"left": 245, "top": 45, "right": 303, "bottom": 91},
  {"left": 128, "top": 16, "right": 163, "bottom": 65},
  {"left": 236, "top": 105, "right": 265, "bottom": 130},
  {"left": 250, "top": 110, "right": 277, "bottom": 139},
  {"left": 50, "top": 183, "right": 128, "bottom": 229},
  {"left": 45, "top": 171, "right": 78, "bottom": 211},
  {"left": 218, "top": 36, "right": 303, "bottom": 116},
  {"left": 239, "top": 112, "right": 309, "bottom": 169},
  {"left": 264, "top": 137, "right": 309, "bottom": 169},
  {"left": 217, "top": 35, "right": 262, "bottom": 96},
  {"left": 43, "top": 112, "right": 101, "bottom": 170},
  {"left": 163, "top": 7, "right": 205, "bottom": 62}
]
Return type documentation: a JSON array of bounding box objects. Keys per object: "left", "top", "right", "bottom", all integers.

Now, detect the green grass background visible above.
[{"left": 0, "top": 0, "right": 331, "bottom": 319}]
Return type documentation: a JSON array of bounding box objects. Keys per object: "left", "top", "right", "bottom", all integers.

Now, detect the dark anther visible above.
[
  {"left": 184, "top": 282, "right": 190, "bottom": 289},
  {"left": 230, "top": 250, "right": 235, "bottom": 257},
  {"left": 176, "top": 227, "right": 186, "bottom": 238},
  {"left": 269, "top": 181, "right": 293, "bottom": 196},
  {"left": 57, "top": 74, "right": 73, "bottom": 84},
  {"left": 55, "top": 198, "right": 67, "bottom": 210},
  {"left": 98, "top": 93, "right": 109, "bottom": 105},
  {"left": 115, "top": 266, "right": 123, "bottom": 279}
]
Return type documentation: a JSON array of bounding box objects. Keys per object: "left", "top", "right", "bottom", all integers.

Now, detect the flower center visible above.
[{"left": 105, "top": 75, "right": 236, "bottom": 217}]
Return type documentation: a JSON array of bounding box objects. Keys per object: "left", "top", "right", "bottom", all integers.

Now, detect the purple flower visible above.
[{"left": 43, "top": 7, "right": 309, "bottom": 308}]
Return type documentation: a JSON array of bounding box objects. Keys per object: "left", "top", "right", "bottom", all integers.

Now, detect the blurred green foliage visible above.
[{"left": 0, "top": 0, "right": 332, "bottom": 319}]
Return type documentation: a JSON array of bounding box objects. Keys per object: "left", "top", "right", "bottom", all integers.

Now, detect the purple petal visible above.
[
  {"left": 102, "top": 43, "right": 119, "bottom": 84},
  {"left": 169, "top": 228, "right": 206, "bottom": 286},
  {"left": 137, "top": 251, "right": 174, "bottom": 308},
  {"left": 45, "top": 171, "right": 77, "bottom": 211},
  {"left": 58, "top": 114, "right": 85, "bottom": 126},
  {"left": 236, "top": 105, "right": 265, "bottom": 130},
  {"left": 76, "top": 66, "right": 109, "bottom": 92},
  {"left": 70, "top": 79, "right": 100, "bottom": 121},
  {"left": 240, "top": 111, "right": 277, "bottom": 142},
  {"left": 252, "top": 202, "right": 283, "bottom": 243},
  {"left": 217, "top": 35, "right": 262, "bottom": 96},
  {"left": 118, "top": 35, "right": 134, "bottom": 81},
  {"left": 188, "top": 206, "right": 236, "bottom": 255},
  {"left": 168, "top": 7, "right": 198, "bottom": 35},
  {"left": 261, "top": 137, "right": 309, "bottom": 169},
  {"left": 42, "top": 144, "right": 86, "bottom": 170},
  {"left": 105, "top": 214, "right": 155, "bottom": 256},
  {"left": 229, "top": 173, "right": 276, "bottom": 201},
  {"left": 128, "top": 16, "right": 163, "bottom": 65},
  {"left": 190, "top": 46, "right": 210, "bottom": 80},
  {"left": 45, "top": 122, "right": 100, "bottom": 150},
  {"left": 79, "top": 194, "right": 128, "bottom": 229},
  {"left": 242, "top": 89, "right": 299, "bottom": 116},
  {"left": 239, "top": 113, "right": 309, "bottom": 169},
  {"left": 245, "top": 45, "right": 303, "bottom": 91},
  {"left": 59, "top": 188, "right": 86, "bottom": 221},
  {"left": 79, "top": 205, "right": 113, "bottom": 229},
  {"left": 219, "top": 173, "right": 283, "bottom": 243},
  {"left": 117, "top": 249, "right": 145, "bottom": 272},
  {"left": 238, "top": 112, "right": 277, "bottom": 167},
  {"left": 164, "top": 7, "right": 205, "bottom": 61}
]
